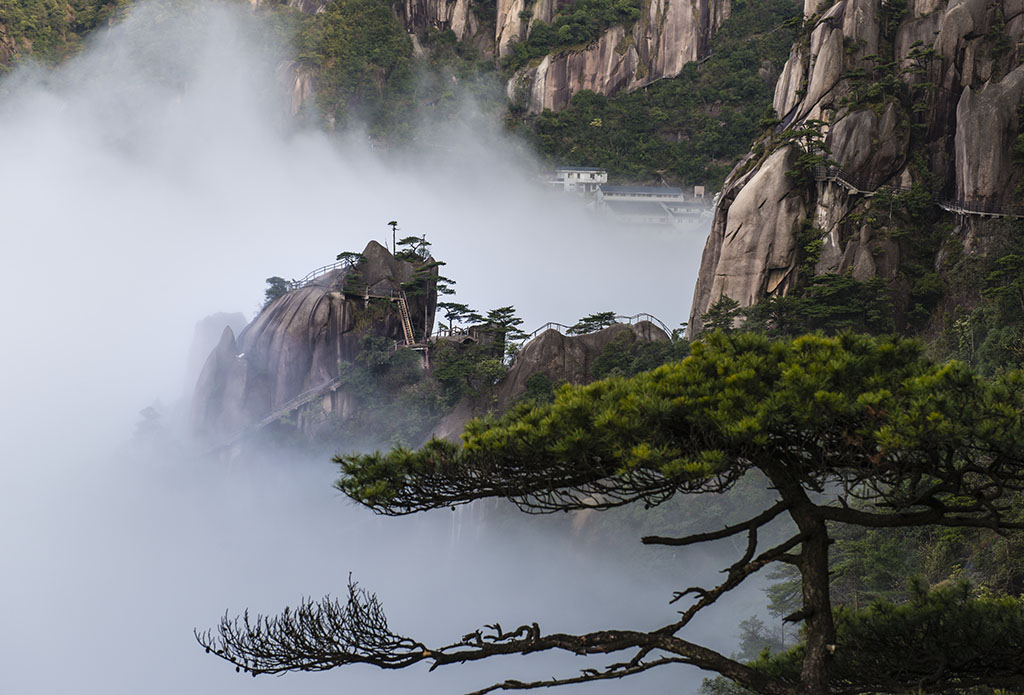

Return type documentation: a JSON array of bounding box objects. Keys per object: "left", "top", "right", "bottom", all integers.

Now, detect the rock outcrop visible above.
[
  {"left": 690, "top": 0, "right": 1024, "bottom": 332},
  {"left": 184, "top": 312, "right": 247, "bottom": 396},
  {"left": 498, "top": 321, "right": 669, "bottom": 403},
  {"left": 397, "top": 0, "right": 485, "bottom": 44},
  {"left": 192, "top": 241, "right": 436, "bottom": 443},
  {"left": 0, "top": 23, "right": 14, "bottom": 66},
  {"left": 508, "top": 0, "right": 730, "bottom": 112},
  {"left": 430, "top": 321, "right": 670, "bottom": 442}
]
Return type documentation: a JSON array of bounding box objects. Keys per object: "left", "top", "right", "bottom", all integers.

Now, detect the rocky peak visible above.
[
  {"left": 690, "top": 0, "right": 1024, "bottom": 333},
  {"left": 191, "top": 241, "right": 437, "bottom": 443}
]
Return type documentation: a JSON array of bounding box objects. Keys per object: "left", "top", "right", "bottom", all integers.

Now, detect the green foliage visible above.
[
  {"left": 518, "top": 372, "right": 562, "bottom": 406},
  {"left": 520, "top": 0, "right": 801, "bottom": 187},
  {"left": 408, "top": 26, "right": 505, "bottom": 126},
  {"left": 503, "top": 0, "right": 644, "bottom": 73},
  {"left": 328, "top": 336, "right": 441, "bottom": 449},
  {"left": 395, "top": 235, "right": 431, "bottom": 262},
  {"left": 734, "top": 616, "right": 785, "bottom": 662},
  {"left": 701, "top": 295, "right": 741, "bottom": 332},
  {"left": 336, "top": 331, "right": 1024, "bottom": 514},
  {"left": 591, "top": 329, "right": 690, "bottom": 379},
  {"left": 752, "top": 583, "right": 1024, "bottom": 692},
  {"left": 437, "top": 301, "right": 481, "bottom": 329},
  {"left": 793, "top": 219, "right": 824, "bottom": 277},
  {"left": 482, "top": 305, "right": 527, "bottom": 361},
  {"left": 566, "top": 311, "right": 618, "bottom": 335},
  {"left": 335, "top": 251, "right": 367, "bottom": 290},
  {"left": 431, "top": 340, "right": 506, "bottom": 407},
  {"left": 744, "top": 275, "right": 894, "bottom": 336},
  {"left": 779, "top": 119, "right": 835, "bottom": 188},
  {"left": 0, "top": 0, "right": 129, "bottom": 67},
  {"left": 216, "top": 332, "right": 1024, "bottom": 694},
  {"left": 940, "top": 219, "right": 1024, "bottom": 374},
  {"left": 295, "top": 0, "right": 413, "bottom": 138},
  {"left": 335, "top": 251, "right": 366, "bottom": 266},
  {"left": 263, "top": 276, "right": 292, "bottom": 308}
]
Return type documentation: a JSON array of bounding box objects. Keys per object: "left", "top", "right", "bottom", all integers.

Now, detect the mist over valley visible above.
[{"left": 0, "top": 3, "right": 732, "bottom": 693}]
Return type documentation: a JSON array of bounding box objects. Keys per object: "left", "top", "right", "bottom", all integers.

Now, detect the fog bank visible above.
[{"left": 0, "top": 2, "right": 734, "bottom": 693}]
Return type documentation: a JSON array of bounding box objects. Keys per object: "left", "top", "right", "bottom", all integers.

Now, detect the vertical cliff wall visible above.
[
  {"left": 507, "top": 0, "right": 731, "bottom": 113},
  {"left": 690, "top": 0, "right": 1024, "bottom": 333},
  {"left": 397, "top": 0, "right": 485, "bottom": 43}
]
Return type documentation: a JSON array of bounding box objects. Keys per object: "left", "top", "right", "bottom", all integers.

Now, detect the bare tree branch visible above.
[
  {"left": 816, "top": 505, "right": 1024, "bottom": 530},
  {"left": 641, "top": 499, "right": 790, "bottom": 547},
  {"left": 463, "top": 657, "right": 692, "bottom": 695}
]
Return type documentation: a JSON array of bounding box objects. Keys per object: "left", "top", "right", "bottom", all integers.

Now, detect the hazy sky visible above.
[{"left": 0, "top": 2, "right": 742, "bottom": 693}]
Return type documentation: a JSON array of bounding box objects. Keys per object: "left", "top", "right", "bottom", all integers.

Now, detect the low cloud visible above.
[{"left": 0, "top": 2, "right": 729, "bottom": 693}]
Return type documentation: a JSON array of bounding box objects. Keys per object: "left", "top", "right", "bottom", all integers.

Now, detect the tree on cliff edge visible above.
[{"left": 198, "top": 333, "right": 1024, "bottom": 695}]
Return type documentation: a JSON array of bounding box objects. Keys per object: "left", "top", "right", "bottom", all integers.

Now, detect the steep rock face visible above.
[
  {"left": 507, "top": 0, "right": 730, "bottom": 112},
  {"left": 283, "top": 62, "right": 317, "bottom": 115},
  {"left": 192, "top": 327, "right": 254, "bottom": 440},
  {"left": 398, "top": 0, "right": 482, "bottom": 43},
  {"left": 284, "top": 0, "right": 329, "bottom": 12},
  {"left": 496, "top": 0, "right": 526, "bottom": 56},
  {"left": 690, "top": 0, "right": 1024, "bottom": 331},
  {"left": 955, "top": 64, "right": 1024, "bottom": 202},
  {"left": 529, "top": 0, "right": 576, "bottom": 25},
  {"left": 192, "top": 242, "right": 436, "bottom": 442},
  {"left": 509, "top": 27, "right": 637, "bottom": 112},
  {"left": 692, "top": 147, "right": 805, "bottom": 318},
  {"left": 185, "top": 312, "right": 247, "bottom": 396},
  {"left": 0, "top": 23, "right": 13, "bottom": 66}
]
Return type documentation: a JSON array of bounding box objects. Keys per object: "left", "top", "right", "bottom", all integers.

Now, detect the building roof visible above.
[
  {"left": 556, "top": 166, "right": 607, "bottom": 172},
  {"left": 605, "top": 200, "right": 674, "bottom": 217},
  {"left": 600, "top": 185, "right": 684, "bottom": 196}
]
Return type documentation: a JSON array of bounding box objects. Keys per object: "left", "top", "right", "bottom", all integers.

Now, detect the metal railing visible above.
[
  {"left": 517, "top": 314, "right": 674, "bottom": 345},
  {"left": 939, "top": 198, "right": 1024, "bottom": 218},
  {"left": 814, "top": 165, "right": 1022, "bottom": 218},
  {"left": 256, "top": 376, "right": 347, "bottom": 429},
  {"left": 287, "top": 259, "right": 362, "bottom": 290}
]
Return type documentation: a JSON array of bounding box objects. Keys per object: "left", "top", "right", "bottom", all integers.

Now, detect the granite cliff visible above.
[
  {"left": 272, "top": 0, "right": 730, "bottom": 116},
  {"left": 507, "top": 0, "right": 731, "bottom": 112},
  {"left": 690, "top": 0, "right": 1024, "bottom": 333},
  {"left": 192, "top": 241, "right": 437, "bottom": 444}
]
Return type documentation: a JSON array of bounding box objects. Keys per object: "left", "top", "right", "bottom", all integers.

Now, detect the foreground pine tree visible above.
[{"left": 199, "top": 332, "right": 1024, "bottom": 695}]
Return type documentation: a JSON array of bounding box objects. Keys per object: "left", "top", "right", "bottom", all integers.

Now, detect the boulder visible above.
[
  {"left": 191, "top": 241, "right": 436, "bottom": 443},
  {"left": 431, "top": 322, "right": 671, "bottom": 443},
  {"left": 497, "top": 322, "right": 669, "bottom": 406}
]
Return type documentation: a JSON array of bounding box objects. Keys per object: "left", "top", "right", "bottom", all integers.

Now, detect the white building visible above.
[
  {"left": 596, "top": 185, "right": 713, "bottom": 226},
  {"left": 549, "top": 166, "right": 608, "bottom": 193}
]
